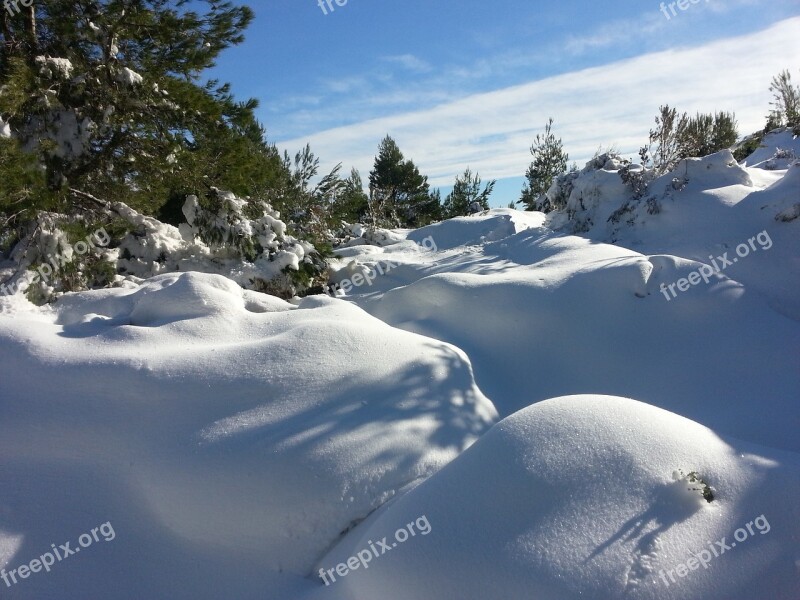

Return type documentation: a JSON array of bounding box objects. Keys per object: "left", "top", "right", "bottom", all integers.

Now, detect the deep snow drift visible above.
[
  {"left": 1, "top": 131, "right": 798, "bottom": 599},
  {"left": 0, "top": 273, "right": 495, "bottom": 598}
]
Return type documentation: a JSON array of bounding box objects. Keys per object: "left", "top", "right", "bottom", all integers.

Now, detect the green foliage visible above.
[
  {"left": 733, "top": 132, "right": 764, "bottom": 162},
  {"left": 330, "top": 168, "right": 370, "bottom": 225},
  {"left": 678, "top": 111, "right": 738, "bottom": 158},
  {"left": 443, "top": 168, "right": 495, "bottom": 218},
  {"left": 21, "top": 218, "right": 117, "bottom": 304},
  {"left": 368, "top": 135, "right": 441, "bottom": 227},
  {"left": 675, "top": 470, "right": 715, "bottom": 503},
  {"left": 0, "top": 136, "right": 53, "bottom": 226},
  {"left": 0, "top": 0, "right": 267, "bottom": 216},
  {"left": 519, "top": 118, "right": 568, "bottom": 210},
  {"left": 643, "top": 106, "right": 738, "bottom": 172}
]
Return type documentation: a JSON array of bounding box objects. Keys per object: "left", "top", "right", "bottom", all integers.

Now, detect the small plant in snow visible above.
[
  {"left": 618, "top": 147, "right": 653, "bottom": 200},
  {"left": 673, "top": 469, "right": 715, "bottom": 503}
]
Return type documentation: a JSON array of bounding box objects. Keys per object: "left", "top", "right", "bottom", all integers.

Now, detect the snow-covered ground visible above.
[{"left": 1, "top": 131, "right": 798, "bottom": 599}]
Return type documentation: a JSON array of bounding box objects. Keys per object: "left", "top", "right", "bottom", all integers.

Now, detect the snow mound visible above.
[
  {"left": 407, "top": 209, "right": 546, "bottom": 251},
  {"left": 321, "top": 395, "right": 800, "bottom": 600},
  {"left": 0, "top": 272, "right": 496, "bottom": 597},
  {"left": 661, "top": 150, "right": 753, "bottom": 190},
  {"left": 741, "top": 128, "right": 800, "bottom": 169},
  {"left": 547, "top": 150, "right": 753, "bottom": 238},
  {"left": 362, "top": 228, "right": 800, "bottom": 452}
]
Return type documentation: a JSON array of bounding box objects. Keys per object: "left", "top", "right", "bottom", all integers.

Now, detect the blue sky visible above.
[{"left": 209, "top": 0, "right": 800, "bottom": 206}]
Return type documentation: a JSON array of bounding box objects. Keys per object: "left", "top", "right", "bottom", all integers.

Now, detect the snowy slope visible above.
[
  {"left": 0, "top": 272, "right": 495, "bottom": 599},
  {"left": 320, "top": 396, "right": 800, "bottom": 600},
  {"left": 343, "top": 210, "right": 799, "bottom": 452}
]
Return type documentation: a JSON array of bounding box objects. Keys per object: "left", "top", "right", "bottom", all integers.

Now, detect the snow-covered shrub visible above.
[
  {"left": 117, "top": 189, "right": 325, "bottom": 299},
  {"left": 542, "top": 169, "right": 580, "bottom": 213},
  {"left": 763, "top": 147, "right": 797, "bottom": 170},
  {"left": 2, "top": 190, "right": 328, "bottom": 303},
  {"left": 6, "top": 214, "right": 117, "bottom": 304},
  {"left": 181, "top": 189, "right": 288, "bottom": 262},
  {"left": 545, "top": 152, "right": 629, "bottom": 233}
]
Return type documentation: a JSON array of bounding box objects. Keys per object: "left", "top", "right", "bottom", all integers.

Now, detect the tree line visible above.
[{"left": 1, "top": 1, "right": 798, "bottom": 299}]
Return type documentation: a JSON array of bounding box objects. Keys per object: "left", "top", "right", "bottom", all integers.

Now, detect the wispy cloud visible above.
[
  {"left": 563, "top": 13, "right": 666, "bottom": 55},
  {"left": 277, "top": 18, "right": 800, "bottom": 187},
  {"left": 380, "top": 54, "right": 433, "bottom": 73}
]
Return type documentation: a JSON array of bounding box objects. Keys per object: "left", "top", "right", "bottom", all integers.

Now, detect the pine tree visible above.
[
  {"left": 368, "top": 135, "right": 439, "bottom": 227},
  {"left": 519, "top": 118, "right": 568, "bottom": 210},
  {"left": 443, "top": 168, "right": 495, "bottom": 218},
  {"left": 710, "top": 111, "right": 738, "bottom": 152},
  {"left": 330, "top": 168, "right": 369, "bottom": 225},
  {"left": 0, "top": 0, "right": 282, "bottom": 220}
]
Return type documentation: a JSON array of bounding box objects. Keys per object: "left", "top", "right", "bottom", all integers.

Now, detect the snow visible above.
[
  {"left": 740, "top": 128, "right": 800, "bottom": 169},
  {"left": 0, "top": 116, "right": 10, "bottom": 138},
  {"left": 116, "top": 67, "right": 144, "bottom": 86},
  {"left": 1, "top": 136, "right": 798, "bottom": 598},
  {"left": 34, "top": 56, "right": 74, "bottom": 80},
  {"left": 320, "top": 396, "right": 800, "bottom": 600},
  {"left": 0, "top": 272, "right": 495, "bottom": 598}
]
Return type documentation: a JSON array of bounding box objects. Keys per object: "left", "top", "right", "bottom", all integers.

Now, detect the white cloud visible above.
[
  {"left": 277, "top": 17, "right": 800, "bottom": 187},
  {"left": 380, "top": 54, "right": 433, "bottom": 73}
]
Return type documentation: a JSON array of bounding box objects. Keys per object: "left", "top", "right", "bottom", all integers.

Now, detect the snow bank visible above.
[
  {"left": 741, "top": 128, "right": 800, "bottom": 169},
  {"left": 321, "top": 395, "right": 800, "bottom": 600},
  {"left": 355, "top": 220, "right": 800, "bottom": 452},
  {"left": 0, "top": 272, "right": 496, "bottom": 598},
  {"left": 407, "top": 209, "right": 546, "bottom": 251}
]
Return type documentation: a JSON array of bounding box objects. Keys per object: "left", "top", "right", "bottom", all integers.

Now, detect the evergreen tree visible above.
[
  {"left": 330, "top": 168, "right": 369, "bottom": 225},
  {"left": 368, "top": 135, "right": 439, "bottom": 227},
  {"left": 0, "top": 0, "right": 285, "bottom": 221},
  {"left": 443, "top": 168, "right": 495, "bottom": 218},
  {"left": 710, "top": 111, "right": 738, "bottom": 152},
  {"left": 0, "top": 135, "right": 51, "bottom": 229},
  {"left": 519, "top": 118, "right": 568, "bottom": 210}
]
